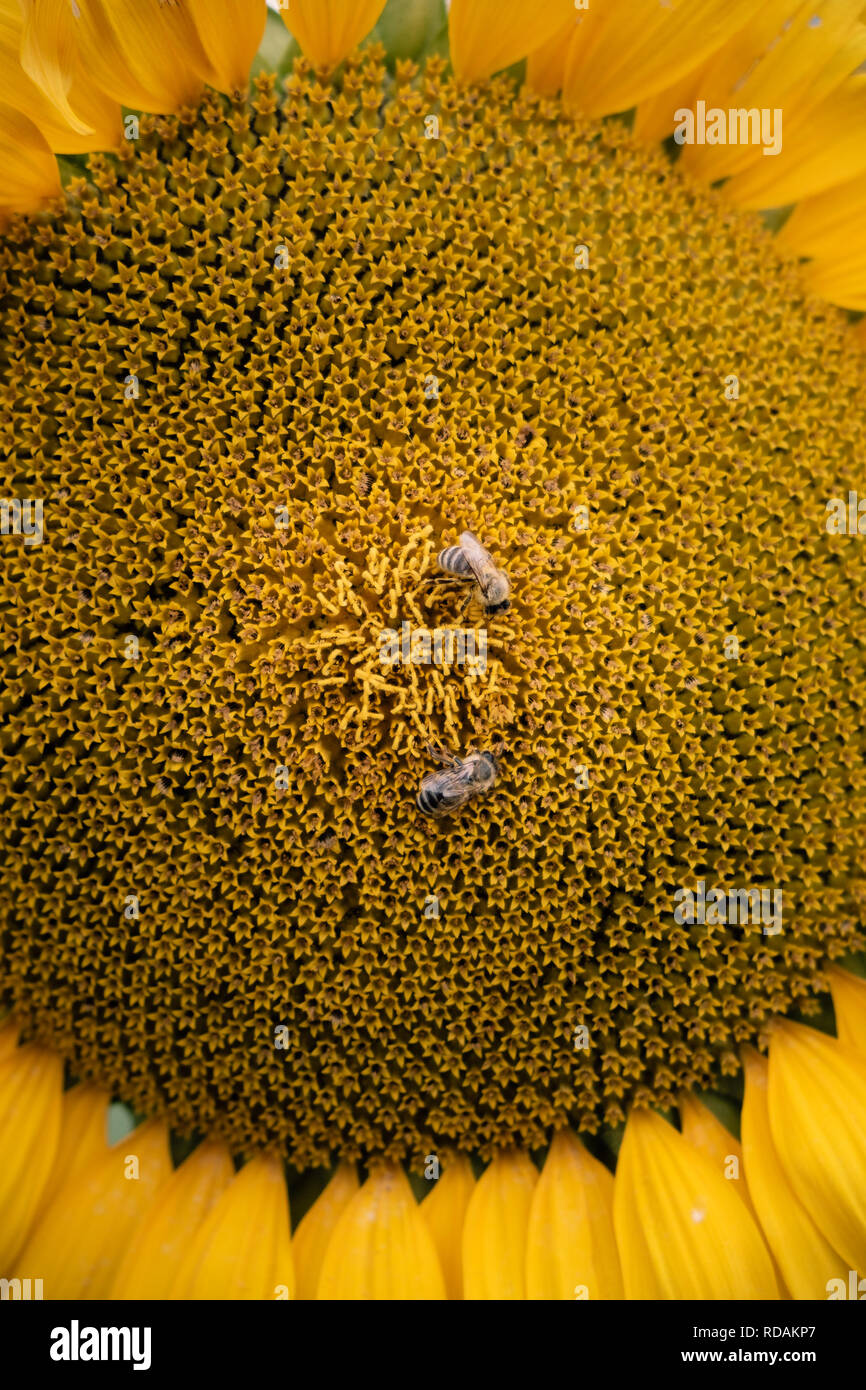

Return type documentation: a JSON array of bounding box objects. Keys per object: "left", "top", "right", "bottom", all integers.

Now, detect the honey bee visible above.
[
  {"left": 416, "top": 746, "right": 499, "bottom": 818},
  {"left": 436, "top": 530, "right": 511, "bottom": 616}
]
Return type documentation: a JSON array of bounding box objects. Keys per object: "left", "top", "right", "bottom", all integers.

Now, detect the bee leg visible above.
[
  {"left": 426, "top": 744, "right": 458, "bottom": 768},
  {"left": 425, "top": 576, "right": 465, "bottom": 601},
  {"left": 465, "top": 592, "right": 489, "bottom": 628},
  {"left": 452, "top": 587, "right": 475, "bottom": 623}
]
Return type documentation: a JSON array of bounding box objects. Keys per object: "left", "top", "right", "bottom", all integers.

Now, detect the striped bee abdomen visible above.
[
  {"left": 416, "top": 780, "right": 447, "bottom": 816},
  {"left": 416, "top": 774, "right": 465, "bottom": 817},
  {"left": 437, "top": 544, "right": 473, "bottom": 577}
]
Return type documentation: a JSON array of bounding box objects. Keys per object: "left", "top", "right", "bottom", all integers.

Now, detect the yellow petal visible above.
[
  {"left": 644, "top": 3, "right": 866, "bottom": 177},
  {"left": 525, "top": 20, "right": 577, "bottom": 98},
  {"left": 73, "top": 0, "right": 210, "bottom": 113},
  {"left": 741, "top": 1047, "right": 847, "bottom": 1300},
  {"left": 0, "top": 4, "right": 118, "bottom": 153},
  {"left": 613, "top": 1108, "right": 779, "bottom": 1299},
  {"left": 778, "top": 171, "right": 866, "bottom": 259},
  {"left": 421, "top": 1154, "right": 475, "bottom": 1300},
  {"left": 679, "top": 1092, "right": 757, "bottom": 1221},
  {"left": 0, "top": 1016, "right": 19, "bottom": 1057},
  {"left": 171, "top": 1153, "right": 294, "bottom": 1300},
  {"left": 0, "top": 1041, "right": 62, "bottom": 1268},
  {"left": 769, "top": 1021, "right": 866, "bottom": 1273},
  {"left": 563, "top": 0, "right": 756, "bottom": 118},
  {"left": 188, "top": 0, "right": 265, "bottom": 96},
  {"left": 721, "top": 2, "right": 866, "bottom": 115},
  {"left": 801, "top": 254, "right": 866, "bottom": 312},
  {"left": 318, "top": 1163, "right": 446, "bottom": 1299},
  {"left": 828, "top": 967, "right": 866, "bottom": 1053},
  {"left": 462, "top": 1149, "right": 537, "bottom": 1299},
  {"left": 112, "top": 1140, "right": 234, "bottom": 1298},
  {"left": 724, "top": 75, "right": 866, "bottom": 209},
  {"left": 0, "top": 102, "right": 62, "bottom": 211},
  {"left": 280, "top": 0, "right": 387, "bottom": 72},
  {"left": 526, "top": 1129, "right": 622, "bottom": 1300},
  {"left": 18, "top": 0, "right": 92, "bottom": 133},
  {"left": 34, "top": 1082, "right": 110, "bottom": 1221},
  {"left": 292, "top": 1162, "right": 359, "bottom": 1300},
  {"left": 634, "top": 75, "right": 696, "bottom": 145},
  {"left": 450, "top": 0, "right": 575, "bottom": 85},
  {"left": 13, "top": 1116, "right": 172, "bottom": 1297}
]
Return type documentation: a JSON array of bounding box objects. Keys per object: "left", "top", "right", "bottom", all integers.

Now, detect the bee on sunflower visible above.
[{"left": 1, "top": 0, "right": 865, "bottom": 1307}]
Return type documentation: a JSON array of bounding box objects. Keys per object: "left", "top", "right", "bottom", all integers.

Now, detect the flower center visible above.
[{"left": 1, "top": 51, "right": 863, "bottom": 1165}]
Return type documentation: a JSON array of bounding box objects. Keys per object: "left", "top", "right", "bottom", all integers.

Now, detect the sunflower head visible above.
[{"left": 1, "top": 0, "right": 866, "bottom": 1306}]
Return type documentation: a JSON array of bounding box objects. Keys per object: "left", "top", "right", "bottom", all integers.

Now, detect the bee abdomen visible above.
[
  {"left": 417, "top": 781, "right": 445, "bottom": 816},
  {"left": 437, "top": 544, "right": 473, "bottom": 577}
]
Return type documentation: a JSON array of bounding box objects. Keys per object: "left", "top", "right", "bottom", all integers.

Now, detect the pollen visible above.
[{"left": 1, "top": 49, "right": 864, "bottom": 1166}]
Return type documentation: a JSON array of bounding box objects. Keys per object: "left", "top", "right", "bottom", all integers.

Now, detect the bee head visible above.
[{"left": 486, "top": 598, "right": 511, "bottom": 615}]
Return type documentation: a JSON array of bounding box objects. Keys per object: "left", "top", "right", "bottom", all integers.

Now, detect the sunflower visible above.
[{"left": 1, "top": 0, "right": 866, "bottom": 1303}]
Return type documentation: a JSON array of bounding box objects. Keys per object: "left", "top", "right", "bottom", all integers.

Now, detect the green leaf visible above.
[
  {"left": 371, "top": 0, "right": 447, "bottom": 64},
  {"left": 107, "top": 1101, "right": 137, "bottom": 1145},
  {"left": 251, "top": 8, "right": 298, "bottom": 80},
  {"left": 599, "top": 1122, "right": 625, "bottom": 1161},
  {"left": 760, "top": 204, "right": 794, "bottom": 235}
]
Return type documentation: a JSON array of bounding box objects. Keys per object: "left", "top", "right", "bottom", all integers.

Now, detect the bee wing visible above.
[
  {"left": 458, "top": 531, "right": 499, "bottom": 588},
  {"left": 431, "top": 768, "right": 472, "bottom": 810}
]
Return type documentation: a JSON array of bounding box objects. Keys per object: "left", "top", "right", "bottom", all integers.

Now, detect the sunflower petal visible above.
[
  {"left": 769, "top": 1021, "right": 866, "bottom": 1273},
  {"left": 525, "top": 20, "right": 577, "bottom": 98},
  {"left": 280, "top": 0, "right": 387, "bottom": 72},
  {"left": 827, "top": 967, "right": 866, "bottom": 1054},
  {"left": 292, "top": 1162, "right": 359, "bottom": 1300},
  {"left": 0, "top": 5, "right": 118, "bottom": 153},
  {"left": 723, "top": 75, "right": 866, "bottom": 208},
  {"left": 741, "top": 1047, "right": 846, "bottom": 1299},
  {"left": 634, "top": 75, "right": 695, "bottom": 145},
  {"left": 679, "top": 1092, "right": 757, "bottom": 1219},
  {"left": 0, "top": 103, "right": 62, "bottom": 211},
  {"left": 421, "top": 1154, "right": 475, "bottom": 1300},
  {"left": 13, "top": 1117, "right": 172, "bottom": 1297},
  {"left": 171, "top": 1153, "right": 294, "bottom": 1300},
  {"left": 778, "top": 171, "right": 866, "bottom": 261},
  {"left": 640, "top": 3, "right": 866, "bottom": 171},
  {"left": 563, "top": 0, "right": 756, "bottom": 118},
  {"left": 73, "top": 0, "right": 210, "bottom": 113},
  {"left": 188, "top": 0, "right": 266, "bottom": 96},
  {"left": 613, "top": 1108, "right": 778, "bottom": 1299},
  {"left": 112, "top": 1140, "right": 234, "bottom": 1298},
  {"left": 18, "top": 0, "right": 92, "bottom": 133},
  {"left": 801, "top": 253, "right": 866, "bottom": 311},
  {"left": 450, "top": 0, "right": 575, "bottom": 86},
  {"left": 526, "top": 1129, "right": 622, "bottom": 1300},
  {"left": 34, "top": 1082, "right": 109, "bottom": 1220},
  {"left": 318, "top": 1163, "right": 445, "bottom": 1299},
  {"left": 462, "top": 1150, "right": 537, "bottom": 1299},
  {"left": 0, "top": 1016, "right": 19, "bottom": 1057},
  {"left": 0, "top": 1041, "right": 62, "bottom": 1268}
]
